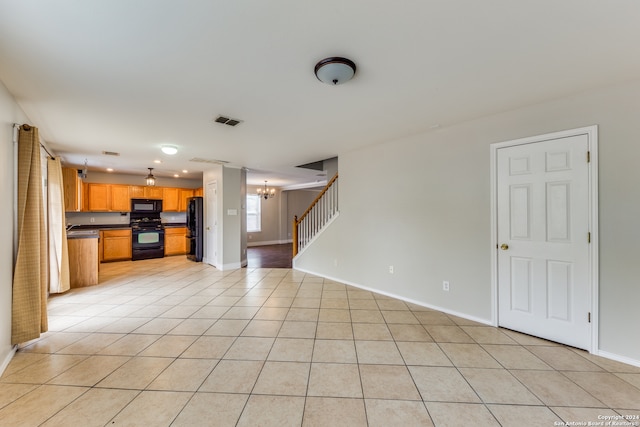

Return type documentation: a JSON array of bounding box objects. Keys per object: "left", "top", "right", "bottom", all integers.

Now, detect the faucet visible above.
[{"left": 66, "top": 224, "right": 77, "bottom": 231}]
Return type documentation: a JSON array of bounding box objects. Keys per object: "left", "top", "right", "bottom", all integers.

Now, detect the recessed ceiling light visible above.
[
  {"left": 173, "top": 174, "right": 179, "bottom": 178},
  {"left": 154, "top": 159, "right": 162, "bottom": 164},
  {"left": 182, "top": 170, "right": 188, "bottom": 174},
  {"left": 106, "top": 168, "right": 114, "bottom": 172},
  {"left": 161, "top": 145, "right": 178, "bottom": 155}
]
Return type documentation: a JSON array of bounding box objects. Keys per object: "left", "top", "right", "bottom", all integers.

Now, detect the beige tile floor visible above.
[{"left": 1, "top": 257, "right": 639, "bottom": 426}]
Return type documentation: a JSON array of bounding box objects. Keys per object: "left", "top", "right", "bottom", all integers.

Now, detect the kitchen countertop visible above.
[
  {"left": 67, "top": 223, "right": 186, "bottom": 231},
  {"left": 66, "top": 229, "right": 100, "bottom": 239},
  {"left": 70, "top": 224, "right": 131, "bottom": 231}
]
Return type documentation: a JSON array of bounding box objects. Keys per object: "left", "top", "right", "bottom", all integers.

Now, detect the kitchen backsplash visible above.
[{"left": 66, "top": 211, "right": 186, "bottom": 226}]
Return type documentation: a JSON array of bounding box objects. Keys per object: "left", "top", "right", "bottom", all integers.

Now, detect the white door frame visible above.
[
  {"left": 490, "top": 125, "right": 599, "bottom": 353},
  {"left": 205, "top": 180, "right": 218, "bottom": 268}
]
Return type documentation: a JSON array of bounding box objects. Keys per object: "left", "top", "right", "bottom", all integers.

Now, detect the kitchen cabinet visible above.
[
  {"left": 81, "top": 181, "right": 89, "bottom": 211},
  {"left": 87, "top": 184, "right": 130, "bottom": 212},
  {"left": 110, "top": 185, "right": 130, "bottom": 211},
  {"left": 61, "top": 167, "right": 82, "bottom": 211},
  {"left": 68, "top": 234, "right": 99, "bottom": 287},
  {"left": 194, "top": 187, "right": 203, "bottom": 197},
  {"left": 129, "top": 185, "right": 163, "bottom": 199},
  {"left": 101, "top": 229, "right": 132, "bottom": 261},
  {"left": 163, "top": 187, "right": 180, "bottom": 211},
  {"left": 179, "top": 189, "right": 194, "bottom": 212},
  {"left": 145, "top": 186, "right": 163, "bottom": 199},
  {"left": 164, "top": 227, "right": 187, "bottom": 256},
  {"left": 87, "top": 183, "right": 110, "bottom": 211},
  {"left": 129, "top": 185, "right": 145, "bottom": 199}
]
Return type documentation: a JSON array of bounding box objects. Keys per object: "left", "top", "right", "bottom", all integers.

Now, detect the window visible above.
[{"left": 246, "top": 194, "right": 261, "bottom": 232}]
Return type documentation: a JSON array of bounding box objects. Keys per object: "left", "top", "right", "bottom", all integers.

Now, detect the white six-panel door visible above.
[{"left": 497, "top": 133, "right": 592, "bottom": 350}]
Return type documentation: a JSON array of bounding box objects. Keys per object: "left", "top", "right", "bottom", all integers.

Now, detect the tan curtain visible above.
[
  {"left": 47, "top": 157, "right": 70, "bottom": 294},
  {"left": 12, "top": 124, "right": 48, "bottom": 344}
]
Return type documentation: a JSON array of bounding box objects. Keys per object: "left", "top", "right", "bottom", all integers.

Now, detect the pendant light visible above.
[{"left": 145, "top": 168, "right": 156, "bottom": 186}]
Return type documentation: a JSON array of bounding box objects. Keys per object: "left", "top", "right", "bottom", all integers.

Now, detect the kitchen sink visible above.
[{"left": 66, "top": 229, "right": 99, "bottom": 237}]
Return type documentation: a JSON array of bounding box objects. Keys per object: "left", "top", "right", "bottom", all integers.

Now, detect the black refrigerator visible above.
[{"left": 186, "top": 196, "right": 203, "bottom": 262}]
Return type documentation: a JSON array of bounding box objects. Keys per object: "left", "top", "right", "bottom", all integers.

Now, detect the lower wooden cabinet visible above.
[
  {"left": 68, "top": 237, "right": 99, "bottom": 287},
  {"left": 165, "top": 227, "right": 187, "bottom": 256},
  {"left": 101, "top": 229, "right": 132, "bottom": 262}
]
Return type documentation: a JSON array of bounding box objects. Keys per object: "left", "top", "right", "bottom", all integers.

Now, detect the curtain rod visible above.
[{"left": 13, "top": 123, "right": 55, "bottom": 158}]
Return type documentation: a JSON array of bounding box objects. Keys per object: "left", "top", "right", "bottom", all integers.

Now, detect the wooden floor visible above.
[{"left": 246, "top": 243, "right": 292, "bottom": 268}]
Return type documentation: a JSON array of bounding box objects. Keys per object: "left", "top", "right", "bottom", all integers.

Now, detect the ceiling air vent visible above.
[
  {"left": 189, "top": 157, "right": 229, "bottom": 165},
  {"left": 102, "top": 150, "right": 120, "bottom": 156},
  {"left": 214, "top": 115, "right": 243, "bottom": 127}
]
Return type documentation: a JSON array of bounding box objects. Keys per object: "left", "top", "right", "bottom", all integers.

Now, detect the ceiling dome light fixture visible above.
[
  {"left": 161, "top": 145, "right": 178, "bottom": 155},
  {"left": 145, "top": 168, "right": 156, "bottom": 186},
  {"left": 314, "top": 57, "right": 356, "bottom": 85}
]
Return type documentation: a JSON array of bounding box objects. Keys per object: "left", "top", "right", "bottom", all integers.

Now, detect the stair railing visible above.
[{"left": 292, "top": 173, "right": 339, "bottom": 257}]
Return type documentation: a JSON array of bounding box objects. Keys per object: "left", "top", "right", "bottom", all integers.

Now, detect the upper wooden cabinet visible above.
[
  {"left": 87, "top": 183, "right": 109, "bottom": 211},
  {"left": 129, "top": 185, "right": 162, "bottom": 199},
  {"left": 145, "top": 186, "right": 163, "bottom": 199},
  {"left": 163, "top": 187, "right": 180, "bottom": 211},
  {"left": 129, "top": 185, "right": 145, "bottom": 199},
  {"left": 78, "top": 180, "right": 197, "bottom": 212},
  {"left": 110, "top": 185, "right": 130, "bottom": 211},
  {"left": 194, "top": 187, "right": 203, "bottom": 197},
  {"left": 86, "top": 183, "right": 130, "bottom": 212},
  {"left": 179, "top": 189, "right": 194, "bottom": 212},
  {"left": 61, "top": 167, "right": 82, "bottom": 211}
]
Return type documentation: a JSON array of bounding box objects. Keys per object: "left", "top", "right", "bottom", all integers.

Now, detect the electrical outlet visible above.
[
  {"left": 334, "top": 259, "right": 338, "bottom": 267},
  {"left": 90, "top": 217, "right": 95, "bottom": 223},
  {"left": 443, "top": 281, "right": 450, "bottom": 291},
  {"left": 389, "top": 265, "right": 394, "bottom": 274}
]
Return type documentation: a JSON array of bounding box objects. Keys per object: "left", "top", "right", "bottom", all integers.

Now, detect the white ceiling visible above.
[{"left": 1, "top": 1, "right": 639, "bottom": 187}]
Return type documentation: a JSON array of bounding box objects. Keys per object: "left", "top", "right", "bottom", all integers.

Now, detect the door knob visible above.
[
  {"left": 500, "top": 243, "right": 509, "bottom": 250},
  {"left": 206, "top": 227, "right": 211, "bottom": 231}
]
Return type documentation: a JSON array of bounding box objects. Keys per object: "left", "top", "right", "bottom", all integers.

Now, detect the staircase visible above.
[{"left": 292, "top": 173, "right": 339, "bottom": 257}]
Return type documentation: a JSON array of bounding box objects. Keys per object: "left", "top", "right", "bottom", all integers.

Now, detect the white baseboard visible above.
[
  {"left": 247, "top": 240, "right": 291, "bottom": 247},
  {"left": 0, "top": 346, "right": 17, "bottom": 376},
  {"left": 219, "top": 261, "right": 243, "bottom": 271},
  {"left": 291, "top": 265, "right": 492, "bottom": 326},
  {"left": 596, "top": 350, "right": 640, "bottom": 368}
]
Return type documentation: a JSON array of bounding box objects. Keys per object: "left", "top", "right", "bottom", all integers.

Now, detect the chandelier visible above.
[{"left": 257, "top": 180, "right": 275, "bottom": 199}]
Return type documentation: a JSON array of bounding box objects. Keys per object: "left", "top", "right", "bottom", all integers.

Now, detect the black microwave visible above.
[{"left": 131, "top": 198, "right": 163, "bottom": 213}]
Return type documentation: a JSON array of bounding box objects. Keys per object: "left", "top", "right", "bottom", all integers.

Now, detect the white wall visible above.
[
  {"left": 286, "top": 189, "right": 321, "bottom": 240},
  {"left": 296, "top": 79, "right": 640, "bottom": 364},
  {"left": 202, "top": 165, "right": 246, "bottom": 269},
  {"left": 247, "top": 186, "right": 283, "bottom": 245},
  {"left": 0, "top": 81, "right": 29, "bottom": 373},
  {"left": 246, "top": 187, "right": 321, "bottom": 246}
]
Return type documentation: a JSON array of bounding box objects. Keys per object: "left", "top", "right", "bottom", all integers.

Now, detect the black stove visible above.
[
  {"left": 130, "top": 217, "right": 164, "bottom": 230},
  {"left": 130, "top": 213, "right": 165, "bottom": 260}
]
